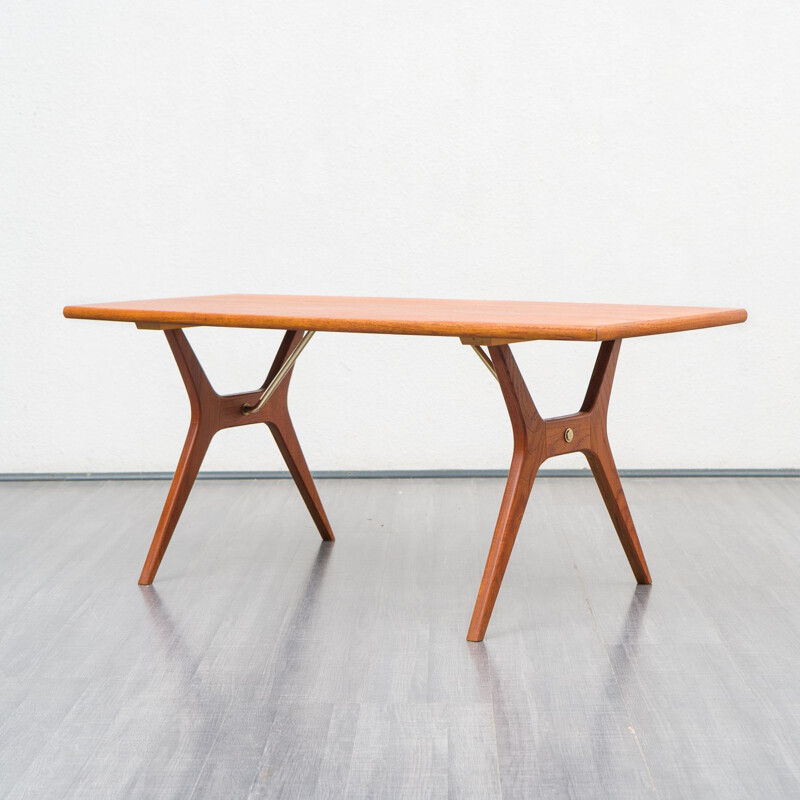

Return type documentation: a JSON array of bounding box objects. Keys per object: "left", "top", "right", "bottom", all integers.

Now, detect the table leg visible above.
[
  {"left": 467, "top": 339, "right": 651, "bottom": 641},
  {"left": 138, "top": 328, "right": 333, "bottom": 585},
  {"left": 580, "top": 339, "right": 651, "bottom": 585},
  {"left": 466, "top": 344, "right": 546, "bottom": 642}
]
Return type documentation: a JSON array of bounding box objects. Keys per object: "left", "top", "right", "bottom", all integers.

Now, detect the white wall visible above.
[{"left": 1, "top": 1, "right": 797, "bottom": 473}]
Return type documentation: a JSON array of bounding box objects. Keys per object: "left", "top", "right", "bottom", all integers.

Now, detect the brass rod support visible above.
[
  {"left": 471, "top": 345, "right": 498, "bottom": 381},
  {"left": 241, "top": 330, "right": 316, "bottom": 415}
]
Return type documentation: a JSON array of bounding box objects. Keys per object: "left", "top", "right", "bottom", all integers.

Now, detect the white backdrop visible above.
[{"left": 1, "top": 2, "right": 797, "bottom": 473}]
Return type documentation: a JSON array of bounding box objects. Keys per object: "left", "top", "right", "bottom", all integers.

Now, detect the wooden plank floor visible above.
[{"left": 0, "top": 476, "right": 799, "bottom": 799}]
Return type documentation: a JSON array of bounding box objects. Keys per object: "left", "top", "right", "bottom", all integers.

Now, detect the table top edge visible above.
[{"left": 63, "top": 295, "right": 748, "bottom": 342}]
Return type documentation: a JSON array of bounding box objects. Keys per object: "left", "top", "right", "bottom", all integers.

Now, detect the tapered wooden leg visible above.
[
  {"left": 257, "top": 330, "right": 334, "bottom": 542},
  {"left": 138, "top": 424, "right": 213, "bottom": 584},
  {"left": 267, "top": 413, "right": 335, "bottom": 541},
  {"left": 467, "top": 344, "right": 547, "bottom": 642},
  {"left": 581, "top": 339, "right": 651, "bottom": 585},
  {"left": 138, "top": 328, "right": 219, "bottom": 585}
]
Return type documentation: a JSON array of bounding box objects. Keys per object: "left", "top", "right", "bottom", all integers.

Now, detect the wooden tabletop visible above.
[{"left": 63, "top": 294, "right": 747, "bottom": 341}]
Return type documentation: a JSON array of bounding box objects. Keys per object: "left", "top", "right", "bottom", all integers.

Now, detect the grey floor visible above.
[{"left": 1, "top": 476, "right": 799, "bottom": 799}]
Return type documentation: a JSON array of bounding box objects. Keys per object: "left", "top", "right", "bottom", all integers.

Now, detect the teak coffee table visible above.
[{"left": 64, "top": 295, "right": 747, "bottom": 640}]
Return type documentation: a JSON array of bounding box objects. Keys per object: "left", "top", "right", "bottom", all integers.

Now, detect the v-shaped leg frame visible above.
[
  {"left": 138, "top": 328, "right": 333, "bottom": 585},
  {"left": 467, "top": 339, "right": 652, "bottom": 641}
]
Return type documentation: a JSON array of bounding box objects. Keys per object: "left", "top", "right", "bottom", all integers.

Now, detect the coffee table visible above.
[{"left": 64, "top": 294, "right": 747, "bottom": 640}]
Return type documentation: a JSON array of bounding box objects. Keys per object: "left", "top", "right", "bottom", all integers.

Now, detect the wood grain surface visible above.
[{"left": 64, "top": 294, "right": 747, "bottom": 341}]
